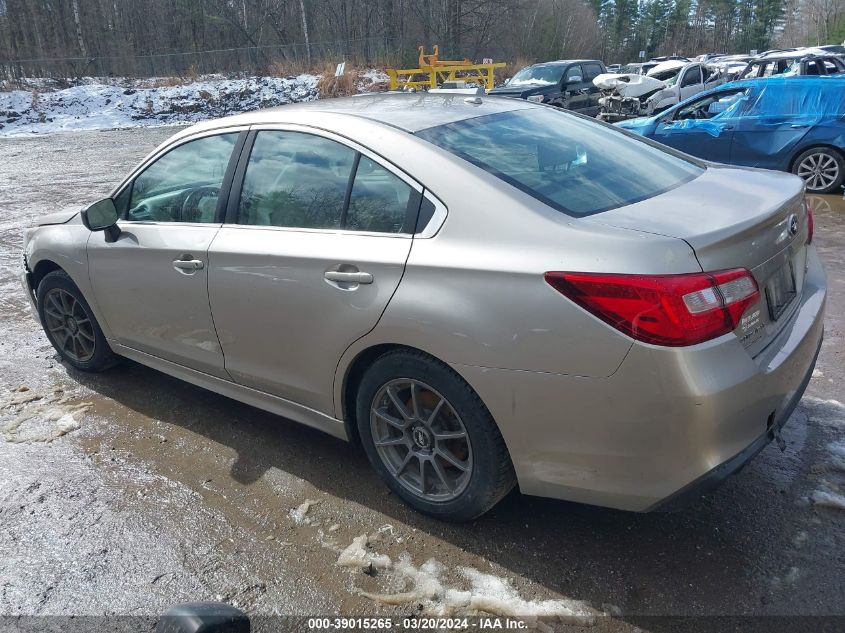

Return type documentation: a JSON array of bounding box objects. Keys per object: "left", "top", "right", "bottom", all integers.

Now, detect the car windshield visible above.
[
  {"left": 508, "top": 65, "right": 564, "bottom": 86},
  {"left": 416, "top": 109, "right": 703, "bottom": 216},
  {"left": 650, "top": 68, "right": 682, "bottom": 85}
]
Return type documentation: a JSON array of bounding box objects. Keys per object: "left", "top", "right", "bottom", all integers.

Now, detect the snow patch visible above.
[
  {"left": 289, "top": 498, "right": 320, "bottom": 526},
  {"left": 0, "top": 71, "right": 388, "bottom": 137},
  {"left": 0, "top": 386, "right": 90, "bottom": 443},
  {"left": 801, "top": 397, "right": 845, "bottom": 428},
  {"left": 336, "top": 534, "right": 392, "bottom": 571},
  {"left": 360, "top": 553, "right": 596, "bottom": 627},
  {"left": 811, "top": 488, "right": 845, "bottom": 511},
  {"left": 828, "top": 441, "right": 845, "bottom": 472}
]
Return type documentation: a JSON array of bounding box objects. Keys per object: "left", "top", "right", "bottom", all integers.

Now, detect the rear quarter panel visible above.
[{"left": 334, "top": 142, "right": 703, "bottom": 415}]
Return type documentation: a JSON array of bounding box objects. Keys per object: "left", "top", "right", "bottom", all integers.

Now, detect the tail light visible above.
[
  {"left": 544, "top": 269, "right": 760, "bottom": 347},
  {"left": 804, "top": 198, "right": 814, "bottom": 244}
]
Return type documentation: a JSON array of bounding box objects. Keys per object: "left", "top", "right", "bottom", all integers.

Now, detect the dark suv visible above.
[{"left": 489, "top": 59, "right": 606, "bottom": 116}]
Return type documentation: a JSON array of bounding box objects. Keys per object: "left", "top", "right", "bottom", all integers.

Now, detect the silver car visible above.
[{"left": 22, "top": 94, "right": 825, "bottom": 521}]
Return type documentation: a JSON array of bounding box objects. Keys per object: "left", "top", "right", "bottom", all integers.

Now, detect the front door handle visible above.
[
  {"left": 324, "top": 270, "right": 373, "bottom": 284},
  {"left": 173, "top": 258, "right": 204, "bottom": 271},
  {"left": 790, "top": 124, "right": 808, "bottom": 129}
]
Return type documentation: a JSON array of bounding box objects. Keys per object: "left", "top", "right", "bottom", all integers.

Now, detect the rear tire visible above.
[
  {"left": 792, "top": 146, "right": 845, "bottom": 194},
  {"left": 356, "top": 350, "right": 515, "bottom": 521},
  {"left": 36, "top": 270, "right": 118, "bottom": 372}
]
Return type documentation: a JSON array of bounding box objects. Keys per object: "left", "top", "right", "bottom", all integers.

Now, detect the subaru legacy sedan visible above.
[{"left": 22, "top": 94, "right": 825, "bottom": 521}]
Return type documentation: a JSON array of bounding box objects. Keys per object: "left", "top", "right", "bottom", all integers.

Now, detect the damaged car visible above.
[
  {"left": 616, "top": 76, "right": 845, "bottom": 193},
  {"left": 738, "top": 49, "right": 845, "bottom": 79},
  {"left": 596, "top": 60, "right": 724, "bottom": 122}
]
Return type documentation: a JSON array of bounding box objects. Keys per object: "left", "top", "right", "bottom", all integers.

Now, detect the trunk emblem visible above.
[{"left": 788, "top": 214, "right": 799, "bottom": 237}]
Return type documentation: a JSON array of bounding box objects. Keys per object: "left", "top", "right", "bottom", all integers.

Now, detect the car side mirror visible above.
[
  {"left": 156, "top": 602, "right": 249, "bottom": 633},
  {"left": 566, "top": 75, "right": 583, "bottom": 85},
  {"left": 81, "top": 198, "right": 120, "bottom": 242}
]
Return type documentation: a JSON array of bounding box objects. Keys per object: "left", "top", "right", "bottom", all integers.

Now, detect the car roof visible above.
[
  {"left": 693, "top": 75, "right": 845, "bottom": 101},
  {"left": 756, "top": 48, "right": 832, "bottom": 60},
  {"left": 525, "top": 59, "right": 601, "bottom": 66},
  {"left": 172, "top": 92, "right": 538, "bottom": 137}
]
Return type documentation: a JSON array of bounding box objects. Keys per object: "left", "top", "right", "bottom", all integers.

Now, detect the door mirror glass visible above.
[
  {"left": 566, "top": 75, "right": 583, "bottom": 84},
  {"left": 82, "top": 198, "right": 118, "bottom": 231}
]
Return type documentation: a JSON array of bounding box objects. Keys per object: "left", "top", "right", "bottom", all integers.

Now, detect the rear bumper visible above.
[
  {"left": 648, "top": 327, "right": 821, "bottom": 511},
  {"left": 454, "top": 246, "right": 827, "bottom": 511}
]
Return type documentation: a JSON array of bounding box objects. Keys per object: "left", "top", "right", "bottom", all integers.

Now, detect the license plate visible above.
[{"left": 765, "top": 261, "right": 796, "bottom": 321}]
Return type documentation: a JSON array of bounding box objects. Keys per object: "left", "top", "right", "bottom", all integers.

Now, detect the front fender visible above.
[{"left": 24, "top": 223, "right": 115, "bottom": 340}]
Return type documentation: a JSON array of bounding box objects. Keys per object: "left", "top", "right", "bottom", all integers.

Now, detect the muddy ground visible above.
[{"left": 0, "top": 128, "right": 843, "bottom": 632}]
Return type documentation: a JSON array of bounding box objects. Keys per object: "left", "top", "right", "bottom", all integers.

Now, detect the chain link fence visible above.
[{"left": 0, "top": 36, "right": 398, "bottom": 80}]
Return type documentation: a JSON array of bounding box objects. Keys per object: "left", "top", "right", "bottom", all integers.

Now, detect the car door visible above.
[
  {"left": 87, "top": 129, "right": 246, "bottom": 379},
  {"left": 581, "top": 62, "right": 605, "bottom": 115},
  {"left": 678, "top": 65, "right": 704, "bottom": 101},
  {"left": 207, "top": 127, "right": 423, "bottom": 414},
  {"left": 652, "top": 88, "right": 747, "bottom": 163},
  {"left": 730, "top": 83, "right": 813, "bottom": 169},
  {"left": 561, "top": 64, "right": 590, "bottom": 113}
]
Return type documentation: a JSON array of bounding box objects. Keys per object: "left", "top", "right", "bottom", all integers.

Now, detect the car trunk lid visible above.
[{"left": 583, "top": 164, "right": 809, "bottom": 355}]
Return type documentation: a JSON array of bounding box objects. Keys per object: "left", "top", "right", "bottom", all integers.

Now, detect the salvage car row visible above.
[{"left": 493, "top": 47, "right": 845, "bottom": 193}]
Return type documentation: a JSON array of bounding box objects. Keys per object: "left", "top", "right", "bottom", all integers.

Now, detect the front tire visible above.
[
  {"left": 36, "top": 270, "right": 118, "bottom": 372},
  {"left": 356, "top": 350, "right": 515, "bottom": 521},
  {"left": 792, "top": 146, "right": 845, "bottom": 194}
]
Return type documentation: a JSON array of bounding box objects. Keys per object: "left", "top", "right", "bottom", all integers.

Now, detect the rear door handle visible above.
[
  {"left": 173, "top": 258, "right": 204, "bottom": 271},
  {"left": 324, "top": 271, "right": 373, "bottom": 284}
]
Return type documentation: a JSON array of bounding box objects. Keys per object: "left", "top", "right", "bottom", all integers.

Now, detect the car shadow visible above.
[{"left": 67, "top": 357, "right": 810, "bottom": 628}]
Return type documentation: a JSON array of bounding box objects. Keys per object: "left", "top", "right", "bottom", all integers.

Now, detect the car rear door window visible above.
[
  {"left": 125, "top": 133, "right": 238, "bottom": 223},
  {"left": 583, "top": 63, "right": 603, "bottom": 80},
  {"left": 237, "top": 130, "right": 416, "bottom": 233},
  {"left": 346, "top": 156, "right": 414, "bottom": 233},
  {"left": 238, "top": 131, "right": 355, "bottom": 229}
]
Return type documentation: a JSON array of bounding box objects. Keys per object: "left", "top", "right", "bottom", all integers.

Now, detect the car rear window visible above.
[{"left": 415, "top": 108, "right": 703, "bottom": 216}]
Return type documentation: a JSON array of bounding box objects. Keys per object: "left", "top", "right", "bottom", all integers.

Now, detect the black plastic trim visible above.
[
  {"left": 225, "top": 130, "right": 257, "bottom": 224},
  {"left": 340, "top": 152, "right": 361, "bottom": 229},
  {"left": 406, "top": 189, "right": 424, "bottom": 234},
  {"left": 414, "top": 194, "right": 435, "bottom": 234},
  {"left": 214, "top": 131, "right": 249, "bottom": 224}
]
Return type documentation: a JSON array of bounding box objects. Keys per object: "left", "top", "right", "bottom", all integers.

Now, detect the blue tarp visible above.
[{"left": 618, "top": 76, "right": 845, "bottom": 141}]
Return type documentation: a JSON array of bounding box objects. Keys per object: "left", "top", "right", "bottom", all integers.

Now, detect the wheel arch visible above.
[
  {"left": 788, "top": 142, "right": 845, "bottom": 172},
  {"left": 30, "top": 259, "right": 64, "bottom": 293},
  {"left": 338, "top": 343, "right": 487, "bottom": 447}
]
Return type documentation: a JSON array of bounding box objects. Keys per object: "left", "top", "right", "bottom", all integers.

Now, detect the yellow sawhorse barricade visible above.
[{"left": 387, "top": 45, "right": 505, "bottom": 91}]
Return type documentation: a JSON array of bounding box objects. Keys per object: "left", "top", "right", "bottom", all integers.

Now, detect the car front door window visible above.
[
  {"left": 564, "top": 65, "right": 583, "bottom": 84},
  {"left": 125, "top": 133, "right": 238, "bottom": 223}
]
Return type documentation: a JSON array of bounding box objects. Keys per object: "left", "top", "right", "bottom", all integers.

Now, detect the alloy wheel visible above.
[
  {"left": 42, "top": 288, "right": 96, "bottom": 363},
  {"left": 796, "top": 151, "right": 840, "bottom": 192},
  {"left": 370, "top": 378, "right": 472, "bottom": 502}
]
